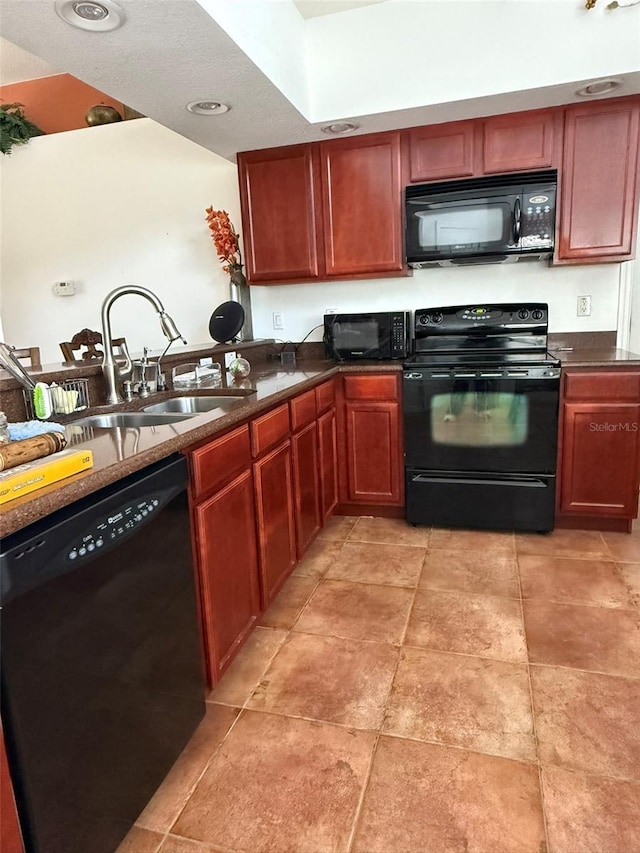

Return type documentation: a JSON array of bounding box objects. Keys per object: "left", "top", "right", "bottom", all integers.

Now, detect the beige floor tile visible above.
[
  {"left": 206, "top": 628, "right": 287, "bottom": 707},
  {"left": 258, "top": 575, "right": 318, "bottom": 629},
  {"left": 137, "top": 704, "right": 239, "bottom": 832},
  {"left": 348, "top": 516, "right": 431, "bottom": 547},
  {"left": 292, "top": 539, "right": 344, "bottom": 579},
  {"left": 116, "top": 827, "right": 164, "bottom": 853},
  {"left": 516, "top": 529, "right": 609, "bottom": 560},
  {"left": 316, "top": 515, "right": 359, "bottom": 541},
  {"left": 602, "top": 531, "right": 640, "bottom": 562},
  {"left": 531, "top": 665, "right": 640, "bottom": 780},
  {"left": 248, "top": 632, "right": 398, "bottom": 729},
  {"left": 519, "top": 554, "right": 640, "bottom": 609},
  {"left": 419, "top": 548, "right": 520, "bottom": 598},
  {"left": 405, "top": 588, "right": 527, "bottom": 662},
  {"left": 429, "top": 527, "right": 515, "bottom": 554},
  {"left": 383, "top": 646, "right": 536, "bottom": 761},
  {"left": 524, "top": 600, "right": 640, "bottom": 677},
  {"left": 542, "top": 766, "right": 640, "bottom": 853},
  {"left": 172, "top": 710, "right": 375, "bottom": 853},
  {"left": 159, "top": 836, "right": 229, "bottom": 853},
  {"left": 295, "top": 579, "right": 414, "bottom": 644},
  {"left": 325, "top": 540, "right": 425, "bottom": 587},
  {"left": 352, "top": 737, "right": 545, "bottom": 853}
]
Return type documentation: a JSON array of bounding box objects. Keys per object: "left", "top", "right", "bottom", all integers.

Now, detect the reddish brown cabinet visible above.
[
  {"left": 290, "top": 390, "right": 321, "bottom": 557},
  {"left": 1, "top": 729, "right": 23, "bottom": 853},
  {"left": 557, "top": 98, "right": 640, "bottom": 263},
  {"left": 189, "top": 426, "right": 261, "bottom": 684},
  {"left": 253, "top": 440, "right": 297, "bottom": 605},
  {"left": 557, "top": 369, "right": 640, "bottom": 529},
  {"left": 238, "top": 144, "right": 322, "bottom": 282},
  {"left": 339, "top": 373, "right": 403, "bottom": 507},
  {"left": 317, "top": 407, "right": 338, "bottom": 522},
  {"left": 482, "top": 109, "right": 558, "bottom": 174},
  {"left": 408, "top": 120, "right": 476, "bottom": 182}
]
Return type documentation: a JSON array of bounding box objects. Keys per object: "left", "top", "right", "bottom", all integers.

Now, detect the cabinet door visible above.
[
  {"left": 317, "top": 408, "right": 338, "bottom": 522},
  {"left": 291, "top": 421, "right": 321, "bottom": 558},
  {"left": 253, "top": 441, "right": 297, "bottom": 606},
  {"left": 194, "top": 469, "right": 260, "bottom": 683},
  {"left": 320, "top": 131, "right": 404, "bottom": 275},
  {"left": 1, "top": 730, "right": 24, "bottom": 853},
  {"left": 558, "top": 98, "right": 640, "bottom": 262},
  {"left": 559, "top": 402, "right": 640, "bottom": 517},
  {"left": 238, "top": 145, "right": 322, "bottom": 282},
  {"left": 408, "top": 120, "right": 476, "bottom": 182},
  {"left": 483, "top": 109, "right": 557, "bottom": 173},
  {"left": 345, "top": 401, "right": 402, "bottom": 504}
]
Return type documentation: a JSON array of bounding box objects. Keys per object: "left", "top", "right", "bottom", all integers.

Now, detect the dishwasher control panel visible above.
[{"left": 67, "top": 496, "right": 160, "bottom": 561}]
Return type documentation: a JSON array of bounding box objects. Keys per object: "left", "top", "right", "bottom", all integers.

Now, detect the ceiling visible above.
[{"left": 0, "top": 0, "right": 638, "bottom": 162}]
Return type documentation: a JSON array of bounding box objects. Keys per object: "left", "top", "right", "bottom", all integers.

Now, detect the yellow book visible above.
[{"left": 0, "top": 448, "right": 94, "bottom": 505}]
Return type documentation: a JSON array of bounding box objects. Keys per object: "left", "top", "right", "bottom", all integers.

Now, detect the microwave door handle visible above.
[{"left": 513, "top": 197, "right": 522, "bottom": 244}]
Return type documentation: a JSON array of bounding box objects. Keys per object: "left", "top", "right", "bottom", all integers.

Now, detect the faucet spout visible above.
[{"left": 100, "top": 285, "right": 186, "bottom": 405}]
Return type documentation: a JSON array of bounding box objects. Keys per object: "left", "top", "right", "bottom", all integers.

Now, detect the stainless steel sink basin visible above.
[
  {"left": 143, "top": 395, "right": 250, "bottom": 414},
  {"left": 72, "top": 412, "right": 194, "bottom": 428}
]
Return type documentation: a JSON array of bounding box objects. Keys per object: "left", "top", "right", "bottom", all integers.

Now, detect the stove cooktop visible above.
[{"left": 404, "top": 350, "right": 560, "bottom": 368}]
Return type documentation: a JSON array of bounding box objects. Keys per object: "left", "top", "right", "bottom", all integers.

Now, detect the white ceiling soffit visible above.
[
  {"left": 294, "top": 0, "right": 388, "bottom": 19},
  {"left": 0, "top": 0, "right": 638, "bottom": 162},
  {"left": 0, "top": 37, "right": 60, "bottom": 85}
]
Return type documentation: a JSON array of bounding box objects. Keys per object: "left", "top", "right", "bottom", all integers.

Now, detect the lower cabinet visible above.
[
  {"left": 188, "top": 424, "right": 261, "bottom": 685},
  {"left": 339, "top": 373, "right": 403, "bottom": 507},
  {"left": 253, "top": 440, "right": 297, "bottom": 606},
  {"left": 317, "top": 407, "right": 338, "bottom": 521},
  {"left": 291, "top": 419, "right": 321, "bottom": 558},
  {"left": 557, "top": 368, "right": 640, "bottom": 529},
  {"left": 1, "top": 729, "right": 23, "bottom": 853}
]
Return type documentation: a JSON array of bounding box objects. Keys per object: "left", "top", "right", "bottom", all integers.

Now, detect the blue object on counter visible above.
[{"left": 8, "top": 420, "right": 65, "bottom": 441}]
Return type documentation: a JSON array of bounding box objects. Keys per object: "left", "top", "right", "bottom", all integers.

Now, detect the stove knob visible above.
[
  {"left": 419, "top": 314, "right": 431, "bottom": 325},
  {"left": 517, "top": 309, "right": 529, "bottom": 320},
  {"left": 532, "top": 309, "right": 544, "bottom": 321},
  {"left": 431, "top": 312, "right": 443, "bottom": 324}
]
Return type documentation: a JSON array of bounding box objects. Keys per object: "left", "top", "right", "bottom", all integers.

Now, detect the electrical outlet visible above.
[
  {"left": 53, "top": 281, "right": 76, "bottom": 297},
  {"left": 273, "top": 312, "right": 284, "bottom": 330},
  {"left": 224, "top": 351, "right": 237, "bottom": 369},
  {"left": 577, "top": 295, "right": 591, "bottom": 317}
]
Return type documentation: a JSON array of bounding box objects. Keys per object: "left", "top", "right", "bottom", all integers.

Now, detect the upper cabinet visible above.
[
  {"left": 238, "top": 97, "right": 640, "bottom": 284},
  {"left": 482, "top": 109, "right": 558, "bottom": 174},
  {"left": 320, "top": 132, "right": 404, "bottom": 276},
  {"left": 238, "top": 132, "right": 404, "bottom": 284},
  {"left": 237, "top": 145, "right": 322, "bottom": 283},
  {"left": 408, "top": 120, "right": 476, "bottom": 182},
  {"left": 557, "top": 97, "right": 640, "bottom": 264}
]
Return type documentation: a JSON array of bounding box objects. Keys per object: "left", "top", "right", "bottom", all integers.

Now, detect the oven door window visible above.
[{"left": 431, "top": 387, "right": 528, "bottom": 447}]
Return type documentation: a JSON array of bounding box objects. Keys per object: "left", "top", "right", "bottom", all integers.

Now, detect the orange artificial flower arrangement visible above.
[{"left": 205, "top": 207, "right": 243, "bottom": 274}]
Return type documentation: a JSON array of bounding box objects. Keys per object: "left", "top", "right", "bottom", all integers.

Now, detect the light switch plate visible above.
[{"left": 225, "top": 351, "right": 237, "bottom": 369}]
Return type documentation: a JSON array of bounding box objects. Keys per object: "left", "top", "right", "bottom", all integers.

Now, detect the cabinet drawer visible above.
[
  {"left": 290, "top": 389, "right": 318, "bottom": 432},
  {"left": 344, "top": 374, "right": 398, "bottom": 401},
  {"left": 191, "top": 425, "right": 251, "bottom": 500},
  {"left": 251, "top": 404, "right": 290, "bottom": 457},
  {"left": 564, "top": 371, "right": 640, "bottom": 402},
  {"left": 315, "top": 380, "right": 336, "bottom": 414}
]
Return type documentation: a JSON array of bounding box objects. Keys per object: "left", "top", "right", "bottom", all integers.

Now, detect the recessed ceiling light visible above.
[
  {"left": 321, "top": 122, "right": 360, "bottom": 134},
  {"left": 55, "top": 0, "right": 125, "bottom": 31},
  {"left": 576, "top": 78, "right": 622, "bottom": 97},
  {"left": 186, "top": 101, "right": 230, "bottom": 116}
]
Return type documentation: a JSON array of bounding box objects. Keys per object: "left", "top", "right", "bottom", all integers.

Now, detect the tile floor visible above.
[{"left": 119, "top": 518, "right": 640, "bottom": 853}]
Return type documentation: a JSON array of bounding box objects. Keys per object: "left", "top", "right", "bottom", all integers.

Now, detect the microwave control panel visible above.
[{"left": 520, "top": 190, "right": 555, "bottom": 248}]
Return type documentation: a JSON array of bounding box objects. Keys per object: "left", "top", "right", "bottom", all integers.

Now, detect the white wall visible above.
[
  {"left": 0, "top": 118, "right": 241, "bottom": 364},
  {"left": 250, "top": 261, "right": 622, "bottom": 343}
]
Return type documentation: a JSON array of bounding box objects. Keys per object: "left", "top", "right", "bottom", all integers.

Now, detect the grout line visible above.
[
  {"left": 528, "top": 659, "right": 640, "bottom": 681},
  {"left": 537, "top": 760, "right": 640, "bottom": 786},
  {"left": 379, "top": 729, "right": 539, "bottom": 765},
  {"left": 400, "top": 641, "right": 529, "bottom": 668},
  {"left": 345, "top": 731, "right": 381, "bottom": 853},
  {"left": 516, "top": 548, "right": 551, "bottom": 853}
]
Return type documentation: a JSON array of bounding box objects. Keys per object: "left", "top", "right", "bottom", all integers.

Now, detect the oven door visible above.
[{"left": 403, "top": 369, "right": 560, "bottom": 474}]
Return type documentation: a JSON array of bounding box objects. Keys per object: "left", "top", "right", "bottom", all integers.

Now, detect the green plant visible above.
[{"left": 0, "top": 103, "right": 44, "bottom": 155}]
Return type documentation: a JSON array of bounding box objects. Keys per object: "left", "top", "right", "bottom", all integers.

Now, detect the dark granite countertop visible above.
[
  {"left": 0, "top": 359, "right": 401, "bottom": 537},
  {"left": 549, "top": 348, "right": 640, "bottom": 367}
]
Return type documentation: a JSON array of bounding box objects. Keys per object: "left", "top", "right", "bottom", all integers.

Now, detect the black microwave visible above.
[
  {"left": 324, "top": 312, "right": 411, "bottom": 361},
  {"left": 405, "top": 170, "right": 557, "bottom": 267}
]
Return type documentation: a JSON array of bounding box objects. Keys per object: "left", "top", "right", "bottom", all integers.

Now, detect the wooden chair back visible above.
[
  {"left": 12, "top": 346, "right": 41, "bottom": 368},
  {"left": 60, "top": 329, "right": 127, "bottom": 362}
]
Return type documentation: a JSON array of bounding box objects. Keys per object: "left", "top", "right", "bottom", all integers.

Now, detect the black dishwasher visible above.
[{"left": 0, "top": 454, "right": 205, "bottom": 853}]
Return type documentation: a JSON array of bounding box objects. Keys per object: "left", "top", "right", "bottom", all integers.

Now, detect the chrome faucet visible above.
[{"left": 100, "top": 285, "right": 186, "bottom": 405}]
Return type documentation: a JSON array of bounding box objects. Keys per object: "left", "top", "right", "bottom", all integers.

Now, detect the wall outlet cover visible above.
[{"left": 53, "top": 281, "right": 76, "bottom": 297}]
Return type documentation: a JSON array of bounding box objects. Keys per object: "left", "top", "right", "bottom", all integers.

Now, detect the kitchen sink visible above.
[
  {"left": 143, "top": 394, "right": 251, "bottom": 414},
  {"left": 71, "top": 412, "right": 194, "bottom": 428}
]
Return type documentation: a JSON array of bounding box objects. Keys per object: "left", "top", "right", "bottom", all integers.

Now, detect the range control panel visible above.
[
  {"left": 414, "top": 303, "right": 548, "bottom": 335},
  {"left": 67, "top": 496, "right": 161, "bottom": 562}
]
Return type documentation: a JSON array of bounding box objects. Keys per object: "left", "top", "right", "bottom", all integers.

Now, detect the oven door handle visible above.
[{"left": 411, "top": 474, "right": 548, "bottom": 488}]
